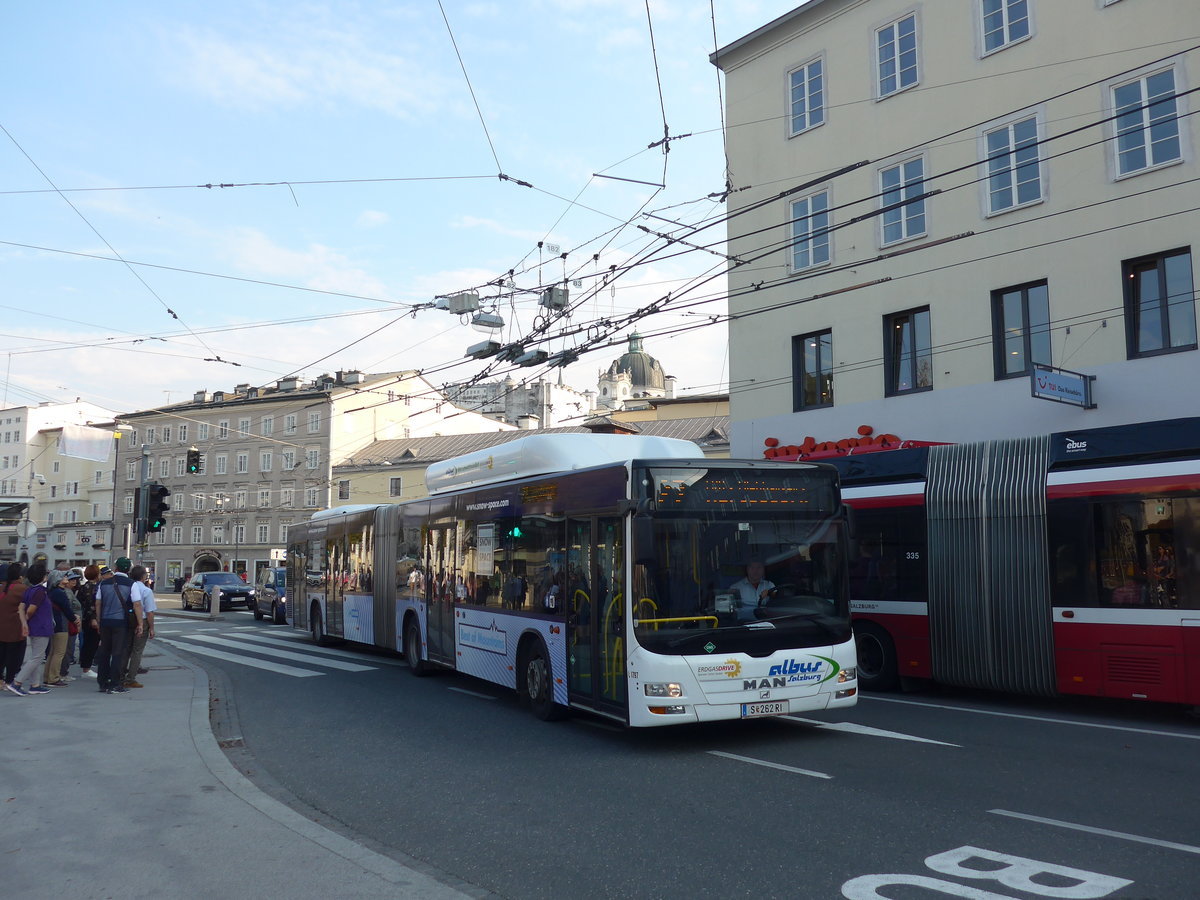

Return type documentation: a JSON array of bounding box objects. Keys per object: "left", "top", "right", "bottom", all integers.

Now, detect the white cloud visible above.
[{"left": 356, "top": 210, "right": 391, "bottom": 229}]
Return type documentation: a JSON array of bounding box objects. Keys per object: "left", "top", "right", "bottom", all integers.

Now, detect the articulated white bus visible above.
[{"left": 288, "top": 434, "right": 858, "bottom": 726}]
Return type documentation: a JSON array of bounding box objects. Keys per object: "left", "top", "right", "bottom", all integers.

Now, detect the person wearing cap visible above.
[
  {"left": 44, "top": 569, "right": 81, "bottom": 687},
  {"left": 93, "top": 560, "right": 143, "bottom": 694},
  {"left": 56, "top": 567, "right": 86, "bottom": 682},
  {"left": 122, "top": 564, "right": 156, "bottom": 688}
]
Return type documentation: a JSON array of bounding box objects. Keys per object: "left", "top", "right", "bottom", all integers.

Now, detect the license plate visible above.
[{"left": 741, "top": 700, "right": 787, "bottom": 718}]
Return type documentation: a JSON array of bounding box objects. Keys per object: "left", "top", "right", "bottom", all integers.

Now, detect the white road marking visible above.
[
  {"left": 182, "top": 635, "right": 377, "bottom": 671},
  {"left": 864, "top": 694, "right": 1200, "bottom": 741},
  {"left": 159, "top": 638, "right": 321, "bottom": 677},
  {"left": 447, "top": 686, "right": 497, "bottom": 700},
  {"left": 990, "top": 809, "right": 1200, "bottom": 855},
  {"left": 707, "top": 750, "right": 832, "bottom": 779},
  {"left": 784, "top": 715, "right": 960, "bottom": 746},
  {"left": 231, "top": 632, "right": 406, "bottom": 666}
]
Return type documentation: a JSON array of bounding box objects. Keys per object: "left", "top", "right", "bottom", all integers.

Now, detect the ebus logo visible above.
[{"left": 1065, "top": 438, "right": 1087, "bottom": 452}]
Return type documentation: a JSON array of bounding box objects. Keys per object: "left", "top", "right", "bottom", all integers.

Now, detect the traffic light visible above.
[
  {"left": 146, "top": 483, "right": 171, "bottom": 532},
  {"left": 186, "top": 448, "right": 201, "bottom": 474}
]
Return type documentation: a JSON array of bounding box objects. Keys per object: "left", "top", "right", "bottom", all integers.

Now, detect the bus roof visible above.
[{"left": 425, "top": 433, "right": 703, "bottom": 494}]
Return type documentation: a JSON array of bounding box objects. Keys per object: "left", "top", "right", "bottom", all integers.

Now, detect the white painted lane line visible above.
[
  {"left": 159, "top": 639, "right": 321, "bottom": 677},
  {"left": 989, "top": 809, "right": 1200, "bottom": 856},
  {"left": 784, "top": 716, "right": 960, "bottom": 746},
  {"left": 447, "top": 686, "right": 497, "bottom": 700},
  {"left": 864, "top": 694, "right": 1200, "bottom": 741},
  {"left": 182, "top": 635, "right": 377, "bottom": 672},
  {"left": 232, "top": 632, "right": 406, "bottom": 666},
  {"left": 707, "top": 750, "right": 832, "bottom": 780}
]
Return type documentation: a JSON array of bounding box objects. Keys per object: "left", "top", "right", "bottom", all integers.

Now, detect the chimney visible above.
[
  {"left": 277, "top": 377, "right": 299, "bottom": 391},
  {"left": 516, "top": 414, "right": 540, "bottom": 430},
  {"left": 193, "top": 390, "right": 211, "bottom": 403}
]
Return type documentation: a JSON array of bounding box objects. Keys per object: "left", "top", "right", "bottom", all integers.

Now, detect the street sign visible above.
[{"left": 1031, "top": 364, "right": 1095, "bottom": 409}]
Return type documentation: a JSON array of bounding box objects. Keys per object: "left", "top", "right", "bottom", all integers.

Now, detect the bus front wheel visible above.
[
  {"left": 523, "top": 643, "right": 564, "bottom": 721},
  {"left": 854, "top": 622, "right": 899, "bottom": 692},
  {"left": 404, "top": 619, "right": 428, "bottom": 677},
  {"left": 310, "top": 604, "right": 326, "bottom": 646}
]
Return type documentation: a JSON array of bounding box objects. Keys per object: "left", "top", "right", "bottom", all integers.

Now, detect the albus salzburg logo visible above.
[{"left": 742, "top": 656, "right": 840, "bottom": 690}]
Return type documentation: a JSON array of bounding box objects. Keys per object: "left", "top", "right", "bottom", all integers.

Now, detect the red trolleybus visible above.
[
  {"left": 289, "top": 434, "right": 859, "bottom": 726},
  {"left": 828, "top": 417, "right": 1200, "bottom": 708}
]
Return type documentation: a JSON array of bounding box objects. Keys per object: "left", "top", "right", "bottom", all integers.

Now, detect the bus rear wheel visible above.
[
  {"left": 404, "top": 619, "right": 427, "bottom": 676},
  {"left": 855, "top": 622, "right": 899, "bottom": 692},
  {"left": 523, "top": 642, "right": 564, "bottom": 721},
  {"left": 310, "top": 604, "right": 326, "bottom": 646}
]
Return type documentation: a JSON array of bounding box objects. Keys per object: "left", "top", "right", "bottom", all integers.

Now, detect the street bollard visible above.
[{"left": 208, "top": 584, "right": 222, "bottom": 619}]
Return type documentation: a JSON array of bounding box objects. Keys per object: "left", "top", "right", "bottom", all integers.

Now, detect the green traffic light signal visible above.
[
  {"left": 186, "top": 448, "right": 201, "bottom": 474},
  {"left": 146, "top": 483, "right": 171, "bottom": 533}
]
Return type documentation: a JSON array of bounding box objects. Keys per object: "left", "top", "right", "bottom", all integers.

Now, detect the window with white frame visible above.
[
  {"left": 52, "top": 461, "right": 60, "bottom": 473},
  {"left": 236, "top": 453, "right": 248, "bottom": 474},
  {"left": 124, "top": 495, "right": 135, "bottom": 514},
  {"left": 1112, "top": 67, "right": 1182, "bottom": 177},
  {"left": 280, "top": 521, "right": 291, "bottom": 543},
  {"left": 159, "top": 458, "right": 170, "bottom": 478},
  {"left": 790, "top": 190, "right": 831, "bottom": 270},
  {"left": 281, "top": 450, "right": 295, "bottom": 470},
  {"left": 218, "top": 420, "right": 229, "bottom": 439},
  {"left": 197, "top": 423, "right": 209, "bottom": 440},
  {"left": 876, "top": 13, "right": 918, "bottom": 98},
  {"left": 215, "top": 454, "right": 227, "bottom": 475},
  {"left": 284, "top": 414, "right": 297, "bottom": 434},
  {"left": 281, "top": 488, "right": 294, "bottom": 507},
  {"left": 305, "top": 487, "right": 319, "bottom": 507},
  {"left": 238, "top": 418, "right": 250, "bottom": 437},
  {"left": 261, "top": 416, "right": 274, "bottom": 436},
  {"left": 176, "top": 457, "right": 185, "bottom": 477},
  {"left": 94, "top": 470, "right": 103, "bottom": 485},
  {"left": 193, "top": 494, "right": 205, "bottom": 511},
  {"left": 880, "top": 158, "right": 926, "bottom": 245},
  {"left": 163, "top": 426, "right": 172, "bottom": 443},
  {"left": 171, "top": 525, "right": 183, "bottom": 544},
  {"left": 235, "top": 490, "right": 247, "bottom": 508},
  {"left": 126, "top": 460, "right": 137, "bottom": 481},
  {"left": 306, "top": 449, "right": 320, "bottom": 469},
  {"left": 984, "top": 114, "right": 1042, "bottom": 213},
  {"left": 260, "top": 451, "right": 272, "bottom": 472},
  {"left": 46, "top": 513, "right": 54, "bottom": 525},
  {"left": 307, "top": 413, "right": 321, "bottom": 434},
  {"left": 178, "top": 424, "right": 188, "bottom": 443},
  {"left": 980, "top": 0, "right": 1030, "bottom": 55},
  {"left": 233, "top": 524, "right": 245, "bottom": 544},
  {"left": 212, "top": 524, "right": 225, "bottom": 544},
  {"left": 257, "top": 523, "right": 270, "bottom": 544},
  {"left": 788, "top": 58, "right": 824, "bottom": 135},
  {"left": 258, "top": 489, "right": 271, "bottom": 507},
  {"left": 146, "top": 426, "right": 157, "bottom": 443},
  {"left": 191, "top": 526, "right": 203, "bottom": 544}
]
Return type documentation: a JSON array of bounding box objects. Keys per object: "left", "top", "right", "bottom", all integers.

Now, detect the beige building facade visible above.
[{"left": 713, "top": 0, "right": 1199, "bottom": 457}]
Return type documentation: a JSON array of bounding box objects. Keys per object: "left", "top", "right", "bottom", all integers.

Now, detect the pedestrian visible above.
[
  {"left": 58, "top": 566, "right": 85, "bottom": 681},
  {"left": 94, "top": 560, "right": 143, "bottom": 695},
  {"left": 122, "top": 564, "right": 156, "bottom": 688},
  {"left": 76, "top": 564, "right": 101, "bottom": 679},
  {"left": 12, "top": 561, "right": 53, "bottom": 695},
  {"left": 43, "top": 569, "right": 80, "bottom": 687},
  {"left": 1, "top": 562, "right": 29, "bottom": 696}
]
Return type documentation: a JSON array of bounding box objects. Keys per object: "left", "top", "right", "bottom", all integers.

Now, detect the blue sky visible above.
[{"left": 1, "top": 0, "right": 801, "bottom": 419}]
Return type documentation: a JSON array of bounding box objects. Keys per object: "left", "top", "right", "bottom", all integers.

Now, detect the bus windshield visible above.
[{"left": 632, "top": 468, "right": 851, "bottom": 656}]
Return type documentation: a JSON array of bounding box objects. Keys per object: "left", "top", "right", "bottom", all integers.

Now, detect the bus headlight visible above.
[
  {"left": 644, "top": 682, "right": 683, "bottom": 698},
  {"left": 838, "top": 667, "right": 857, "bottom": 683}
]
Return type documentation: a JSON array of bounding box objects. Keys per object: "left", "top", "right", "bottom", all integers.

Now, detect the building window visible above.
[
  {"left": 792, "top": 330, "right": 834, "bottom": 410},
  {"left": 178, "top": 424, "right": 188, "bottom": 443},
  {"left": 280, "top": 521, "right": 291, "bottom": 543},
  {"left": 212, "top": 525, "right": 225, "bottom": 545},
  {"left": 790, "top": 191, "right": 831, "bottom": 270},
  {"left": 306, "top": 449, "right": 320, "bottom": 470},
  {"left": 307, "top": 413, "right": 321, "bottom": 434},
  {"left": 215, "top": 454, "right": 227, "bottom": 476},
  {"left": 126, "top": 460, "right": 137, "bottom": 481},
  {"left": 236, "top": 453, "right": 248, "bottom": 474},
  {"left": 159, "top": 458, "right": 170, "bottom": 478},
  {"left": 282, "top": 450, "right": 295, "bottom": 470},
  {"left": 389, "top": 477, "right": 403, "bottom": 498},
  {"left": 193, "top": 493, "right": 205, "bottom": 512},
  {"left": 876, "top": 13, "right": 918, "bottom": 98},
  {"left": 261, "top": 416, "right": 274, "bottom": 436},
  {"left": 171, "top": 525, "right": 182, "bottom": 544},
  {"left": 985, "top": 115, "right": 1041, "bottom": 213},
  {"left": 235, "top": 491, "right": 247, "bottom": 508},
  {"left": 124, "top": 495, "right": 135, "bottom": 515},
  {"left": 879, "top": 157, "right": 926, "bottom": 245},
  {"left": 884, "top": 307, "right": 933, "bottom": 395},
  {"left": 176, "top": 458, "right": 186, "bottom": 477},
  {"left": 163, "top": 426, "right": 172, "bottom": 443},
  {"left": 218, "top": 421, "right": 229, "bottom": 440},
  {"left": 1123, "top": 248, "right": 1197, "bottom": 357},
  {"left": 260, "top": 451, "right": 272, "bottom": 472},
  {"left": 281, "top": 488, "right": 294, "bottom": 507},
  {"left": 788, "top": 58, "right": 824, "bottom": 135},
  {"left": 981, "top": 0, "right": 1030, "bottom": 54},
  {"left": 992, "top": 280, "right": 1051, "bottom": 378},
  {"left": 257, "top": 524, "right": 270, "bottom": 544},
  {"left": 146, "top": 427, "right": 157, "bottom": 444},
  {"left": 233, "top": 524, "right": 246, "bottom": 544},
  {"left": 258, "top": 490, "right": 271, "bottom": 507},
  {"left": 238, "top": 418, "right": 250, "bottom": 437},
  {"left": 305, "top": 487, "right": 319, "bottom": 507},
  {"left": 191, "top": 526, "right": 203, "bottom": 544},
  {"left": 284, "top": 415, "right": 297, "bottom": 435},
  {"left": 197, "top": 423, "right": 209, "bottom": 440},
  {"left": 338, "top": 480, "right": 350, "bottom": 501},
  {"left": 1112, "top": 68, "right": 1181, "bottom": 177}
]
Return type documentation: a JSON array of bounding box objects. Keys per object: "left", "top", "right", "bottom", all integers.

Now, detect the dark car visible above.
[
  {"left": 251, "top": 567, "right": 287, "bottom": 624},
  {"left": 180, "top": 572, "right": 256, "bottom": 611}
]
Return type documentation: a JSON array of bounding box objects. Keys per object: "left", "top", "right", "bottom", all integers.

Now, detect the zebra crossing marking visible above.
[
  {"left": 181, "top": 634, "right": 378, "bottom": 671},
  {"left": 159, "top": 638, "right": 321, "bottom": 677},
  {"left": 231, "top": 632, "right": 406, "bottom": 666}
]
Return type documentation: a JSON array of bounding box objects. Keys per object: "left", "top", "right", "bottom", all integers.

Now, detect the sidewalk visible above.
[{"left": 0, "top": 627, "right": 473, "bottom": 899}]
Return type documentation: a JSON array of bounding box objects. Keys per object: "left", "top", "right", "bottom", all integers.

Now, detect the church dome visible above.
[{"left": 605, "top": 333, "right": 666, "bottom": 392}]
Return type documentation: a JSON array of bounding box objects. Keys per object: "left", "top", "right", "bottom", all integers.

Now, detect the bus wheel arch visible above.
[
  {"left": 403, "top": 612, "right": 427, "bottom": 676},
  {"left": 854, "top": 620, "right": 899, "bottom": 692},
  {"left": 518, "top": 634, "right": 564, "bottom": 721},
  {"left": 310, "top": 602, "right": 327, "bottom": 646}
]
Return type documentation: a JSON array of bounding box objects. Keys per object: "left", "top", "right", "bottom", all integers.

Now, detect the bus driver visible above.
[{"left": 730, "top": 560, "right": 775, "bottom": 621}]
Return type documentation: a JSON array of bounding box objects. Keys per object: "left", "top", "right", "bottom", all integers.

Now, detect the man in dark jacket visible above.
[{"left": 93, "top": 560, "right": 143, "bottom": 694}]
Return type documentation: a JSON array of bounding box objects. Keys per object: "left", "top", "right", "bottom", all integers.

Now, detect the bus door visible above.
[
  {"left": 567, "top": 516, "right": 626, "bottom": 712},
  {"left": 424, "top": 524, "right": 457, "bottom": 665}
]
